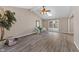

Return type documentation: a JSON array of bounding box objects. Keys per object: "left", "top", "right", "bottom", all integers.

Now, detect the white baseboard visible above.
[
  {"left": 59, "top": 32, "right": 74, "bottom": 34},
  {"left": 6, "top": 32, "right": 36, "bottom": 39}
]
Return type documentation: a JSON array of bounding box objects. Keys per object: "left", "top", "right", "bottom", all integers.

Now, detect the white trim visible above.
[
  {"left": 74, "top": 40, "right": 79, "bottom": 50},
  {"left": 6, "top": 32, "right": 36, "bottom": 39}
]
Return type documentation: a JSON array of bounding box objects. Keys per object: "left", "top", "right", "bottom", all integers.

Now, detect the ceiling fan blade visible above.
[
  {"left": 40, "top": 6, "right": 51, "bottom": 14},
  {"left": 46, "top": 10, "right": 51, "bottom": 12}
]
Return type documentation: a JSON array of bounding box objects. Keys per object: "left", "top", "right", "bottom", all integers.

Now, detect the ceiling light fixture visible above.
[{"left": 40, "top": 6, "right": 50, "bottom": 15}]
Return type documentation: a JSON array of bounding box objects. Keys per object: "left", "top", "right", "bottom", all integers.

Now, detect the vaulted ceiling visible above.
[{"left": 17, "top": 6, "right": 72, "bottom": 20}]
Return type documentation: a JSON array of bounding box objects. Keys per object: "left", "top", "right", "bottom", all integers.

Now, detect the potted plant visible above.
[
  {"left": 37, "top": 26, "right": 42, "bottom": 33},
  {"left": 0, "top": 9, "right": 16, "bottom": 48}
]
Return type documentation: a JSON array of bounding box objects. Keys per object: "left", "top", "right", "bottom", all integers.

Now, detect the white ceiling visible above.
[
  {"left": 17, "top": 6, "right": 34, "bottom": 9},
  {"left": 17, "top": 6, "right": 72, "bottom": 20}
]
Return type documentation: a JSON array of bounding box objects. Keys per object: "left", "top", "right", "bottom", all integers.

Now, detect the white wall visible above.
[
  {"left": 72, "top": 7, "right": 79, "bottom": 49},
  {"left": 68, "top": 17, "right": 74, "bottom": 33},
  {"left": 42, "top": 20, "right": 48, "bottom": 30},
  {"left": 0, "top": 6, "right": 42, "bottom": 38},
  {"left": 59, "top": 18, "right": 68, "bottom": 33}
]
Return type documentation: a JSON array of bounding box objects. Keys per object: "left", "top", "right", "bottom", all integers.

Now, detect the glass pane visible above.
[{"left": 36, "top": 20, "right": 40, "bottom": 27}]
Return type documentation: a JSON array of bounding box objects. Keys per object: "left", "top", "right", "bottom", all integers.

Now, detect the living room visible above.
[
  {"left": 1, "top": 0, "right": 79, "bottom": 59},
  {"left": 0, "top": 6, "right": 79, "bottom": 52}
]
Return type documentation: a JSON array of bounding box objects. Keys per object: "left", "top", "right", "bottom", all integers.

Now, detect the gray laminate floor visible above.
[{"left": 0, "top": 32, "right": 78, "bottom": 52}]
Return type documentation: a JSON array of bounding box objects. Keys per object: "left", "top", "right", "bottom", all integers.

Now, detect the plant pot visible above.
[{"left": 0, "top": 40, "right": 6, "bottom": 48}]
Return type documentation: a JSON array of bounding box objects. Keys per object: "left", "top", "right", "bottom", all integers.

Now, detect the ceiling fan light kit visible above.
[{"left": 40, "top": 6, "right": 51, "bottom": 15}]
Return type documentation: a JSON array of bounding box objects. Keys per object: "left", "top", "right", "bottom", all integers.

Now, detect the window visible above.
[{"left": 36, "top": 20, "right": 40, "bottom": 27}]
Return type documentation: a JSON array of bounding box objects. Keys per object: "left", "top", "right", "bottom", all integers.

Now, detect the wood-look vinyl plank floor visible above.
[{"left": 0, "top": 32, "right": 78, "bottom": 52}]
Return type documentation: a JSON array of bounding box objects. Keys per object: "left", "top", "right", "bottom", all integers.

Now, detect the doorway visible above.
[{"left": 48, "top": 20, "right": 59, "bottom": 32}]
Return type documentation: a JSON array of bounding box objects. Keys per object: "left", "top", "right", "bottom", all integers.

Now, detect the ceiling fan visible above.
[{"left": 40, "top": 6, "right": 51, "bottom": 15}]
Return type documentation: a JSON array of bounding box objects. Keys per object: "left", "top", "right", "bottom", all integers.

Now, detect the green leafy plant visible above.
[
  {"left": 0, "top": 10, "right": 16, "bottom": 41},
  {"left": 37, "top": 26, "right": 42, "bottom": 33}
]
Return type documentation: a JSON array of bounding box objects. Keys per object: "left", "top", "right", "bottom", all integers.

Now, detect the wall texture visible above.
[
  {"left": 72, "top": 7, "right": 79, "bottom": 49},
  {"left": 0, "top": 6, "right": 42, "bottom": 38},
  {"left": 59, "top": 18, "right": 68, "bottom": 33},
  {"left": 68, "top": 17, "right": 74, "bottom": 33},
  {"left": 42, "top": 20, "right": 48, "bottom": 30}
]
